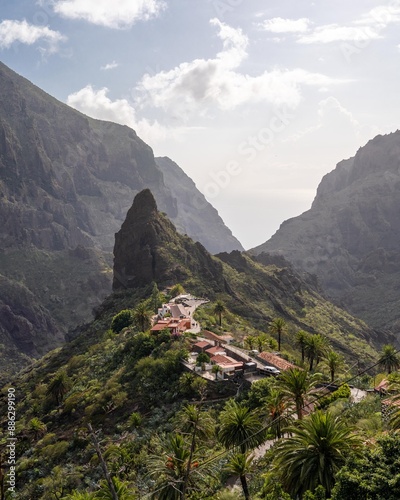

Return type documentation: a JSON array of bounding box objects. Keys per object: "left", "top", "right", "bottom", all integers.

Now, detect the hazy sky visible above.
[{"left": 1, "top": 1, "right": 400, "bottom": 249}]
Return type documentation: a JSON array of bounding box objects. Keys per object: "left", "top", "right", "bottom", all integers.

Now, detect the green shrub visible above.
[
  {"left": 111, "top": 309, "right": 133, "bottom": 333},
  {"left": 318, "top": 384, "right": 351, "bottom": 409}
]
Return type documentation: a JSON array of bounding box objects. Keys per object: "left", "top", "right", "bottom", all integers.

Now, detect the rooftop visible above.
[{"left": 258, "top": 352, "right": 297, "bottom": 372}]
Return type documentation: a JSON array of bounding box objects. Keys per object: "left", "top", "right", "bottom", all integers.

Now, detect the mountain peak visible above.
[
  {"left": 112, "top": 189, "right": 225, "bottom": 293},
  {"left": 251, "top": 130, "right": 400, "bottom": 331}
]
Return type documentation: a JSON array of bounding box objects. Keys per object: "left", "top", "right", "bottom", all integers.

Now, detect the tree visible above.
[
  {"left": 46, "top": 370, "right": 71, "bottom": 406},
  {"left": 264, "top": 388, "right": 292, "bottom": 439},
  {"left": 212, "top": 364, "right": 223, "bottom": 380},
  {"left": 111, "top": 309, "right": 133, "bottom": 333},
  {"left": 64, "top": 492, "right": 96, "bottom": 500},
  {"left": 331, "top": 434, "right": 400, "bottom": 500},
  {"left": 151, "top": 282, "right": 161, "bottom": 314},
  {"left": 256, "top": 333, "right": 269, "bottom": 353},
  {"left": 173, "top": 403, "right": 214, "bottom": 498},
  {"left": 378, "top": 344, "right": 400, "bottom": 374},
  {"left": 322, "top": 350, "right": 345, "bottom": 383},
  {"left": 28, "top": 417, "right": 47, "bottom": 440},
  {"left": 213, "top": 300, "right": 226, "bottom": 327},
  {"left": 170, "top": 283, "right": 185, "bottom": 298},
  {"left": 296, "top": 330, "right": 309, "bottom": 363},
  {"left": 147, "top": 433, "right": 211, "bottom": 499},
  {"left": 132, "top": 301, "right": 152, "bottom": 332},
  {"left": 305, "top": 334, "right": 329, "bottom": 371},
  {"left": 95, "top": 477, "right": 136, "bottom": 499},
  {"left": 218, "top": 400, "right": 266, "bottom": 453},
  {"left": 244, "top": 335, "right": 256, "bottom": 350},
  {"left": 196, "top": 352, "right": 210, "bottom": 366},
  {"left": 269, "top": 318, "right": 286, "bottom": 352},
  {"left": 272, "top": 410, "right": 362, "bottom": 498},
  {"left": 225, "top": 452, "right": 254, "bottom": 500},
  {"left": 276, "top": 367, "right": 320, "bottom": 420}
]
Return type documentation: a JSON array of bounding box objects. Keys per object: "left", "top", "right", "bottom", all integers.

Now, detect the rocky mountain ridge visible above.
[
  {"left": 251, "top": 131, "right": 400, "bottom": 332},
  {"left": 0, "top": 60, "right": 242, "bottom": 370}
]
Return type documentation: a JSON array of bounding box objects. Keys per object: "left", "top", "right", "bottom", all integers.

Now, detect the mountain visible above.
[
  {"left": 0, "top": 188, "right": 393, "bottom": 497},
  {"left": 111, "top": 189, "right": 391, "bottom": 364},
  {"left": 155, "top": 157, "right": 244, "bottom": 254},
  {"left": 251, "top": 131, "right": 400, "bottom": 332},
  {"left": 0, "top": 60, "right": 242, "bottom": 369}
]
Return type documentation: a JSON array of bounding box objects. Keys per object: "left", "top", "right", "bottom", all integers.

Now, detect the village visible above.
[{"left": 150, "top": 291, "right": 297, "bottom": 384}]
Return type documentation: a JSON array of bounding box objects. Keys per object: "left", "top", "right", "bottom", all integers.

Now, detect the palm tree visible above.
[
  {"left": 322, "top": 350, "right": 345, "bottom": 383},
  {"left": 225, "top": 452, "right": 254, "bottom": 500},
  {"left": 213, "top": 300, "right": 226, "bottom": 327},
  {"left": 304, "top": 334, "right": 329, "bottom": 371},
  {"left": 295, "top": 330, "right": 309, "bottom": 363},
  {"left": 379, "top": 344, "right": 400, "bottom": 374},
  {"left": 269, "top": 318, "right": 286, "bottom": 352},
  {"left": 28, "top": 417, "right": 47, "bottom": 440},
  {"left": 174, "top": 404, "right": 214, "bottom": 498},
  {"left": 63, "top": 492, "right": 96, "bottom": 499},
  {"left": 272, "top": 410, "right": 362, "bottom": 498},
  {"left": 147, "top": 433, "right": 211, "bottom": 499},
  {"left": 276, "top": 368, "right": 320, "bottom": 420},
  {"left": 244, "top": 335, "right": 256, "bottom": 350},
  {"left": 46, "top": 370, "right": 71, "bottom": 406},
  {"left": 95, "top": 477, "right": 136, "bottom": 499},
  {"left": 256, "top": 333, "right": 269, "bottom": 353},
  {"left": 132, "top": 301, "right": 152, "bottom": 332},
  {"left": 218, "top": 400, "right": 266, "bottom": 453},
  {"left": 212, "top": 364, "right": 223, "bottom": 380},
  {"left": 264, "top": 388, "right": 292, "bottom": 439}
]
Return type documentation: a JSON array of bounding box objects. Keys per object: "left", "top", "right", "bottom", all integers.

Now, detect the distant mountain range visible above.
[
  {"left": 0, "top": 60, "right": 242, "bottom": 373},
  {"left": 251, "top": 131, "right": 400, "bottom": 333}
]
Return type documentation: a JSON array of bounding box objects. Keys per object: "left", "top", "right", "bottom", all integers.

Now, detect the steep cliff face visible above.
[
  {"left": 113, "top": 189, "right": 225, "bottom": 294},
  {"left": 251, "top": 131, "right": 400, "bottom": 331},
  {"left": 0, "top": 60, "right": 242, "bottom": 366},
  {"left": 155, "top": 157, "right": 243, "bottom": 254}
]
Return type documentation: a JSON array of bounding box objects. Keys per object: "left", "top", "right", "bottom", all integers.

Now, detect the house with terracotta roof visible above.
[
  {"left": 151, "top": 317, "right": 190, "bottom": 335},
  {"left": 206, "top": 346, "right": 227, "bottom": 356},
  {"left": 192, "top": 341, "right": 212, "bottom": 353},
  {"left": 202, "top": 330, "right": 234, "bottom": 346},
  {"left": 210, "top": 354, "right": 244, "bottom": 373},
  {"left": 258, "top": 352, "right": 298, "bottom": 372}
]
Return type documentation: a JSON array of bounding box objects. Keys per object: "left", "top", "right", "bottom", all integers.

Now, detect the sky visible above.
[{"left": 1, "top": 0, "right": 400, "bottom": 249}]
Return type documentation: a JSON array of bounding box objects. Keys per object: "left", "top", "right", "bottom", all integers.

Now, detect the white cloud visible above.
[
  {"left": 259, "top": 17, "right": 311, "bottom": 33},
  {"left": 296, "top": 5, "right": 400, "bottom": 45},
  {"left": 0, "top": 19, "right": 66, "bottom": 52},
  {"left": 52, "top": 0, "right": 166, "bottom": 28},
  {"left": 137, "top": 18, "right": 341, "bottom": 119},
  {"left": 101, "top": 61, "right": 119, "bottom": 70},
  {"left": 286, "top": 97, "right": 361, "bottom": 146},
  {"left": 357, "top": 5, "right": 400, "bottom": 27},
  {"left": 298, "top": 24, "right": 381, "bottom": 44},
  {"left": 66, "top": 85, "right": 172, "bottom": 145}
]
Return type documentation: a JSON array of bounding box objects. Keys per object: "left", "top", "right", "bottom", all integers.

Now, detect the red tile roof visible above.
[
  {"left": 194, "top": 341, "right": 211, "bottom": 349},
  {"left": 206, "top": 346, "right": 226, "bottom": 355},
  {"left": 258, "top": 352, "right": 297, "bottom": 371},
  {"left": 202, "top": 330, "right": 232, "bottom": 343},
  {"left": 211, "top": 354, "right": 243, "bottom": 368}
]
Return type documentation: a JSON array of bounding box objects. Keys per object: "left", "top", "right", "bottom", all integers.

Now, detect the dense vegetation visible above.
[{"left": 1, "top": 285, "right": 400, "bottom": 499}]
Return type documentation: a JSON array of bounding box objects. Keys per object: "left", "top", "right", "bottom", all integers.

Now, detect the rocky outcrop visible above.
[
  {"left": 251, "top": 131, "right": 400, "bottom": 331},
  {"left": 113, "top": 189, "right": 225, "bottom": 294}
]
